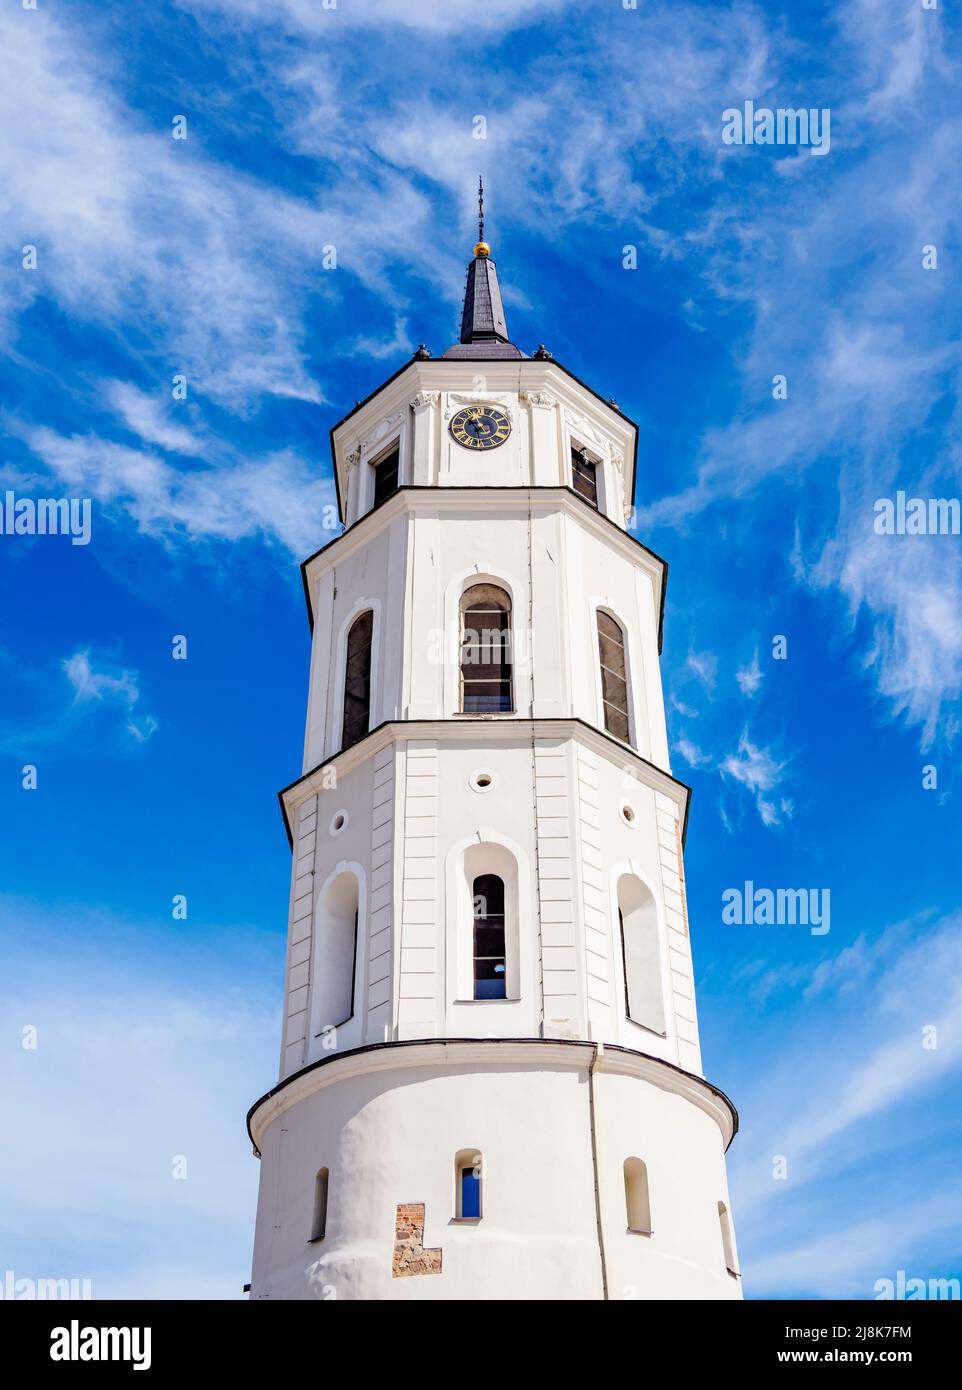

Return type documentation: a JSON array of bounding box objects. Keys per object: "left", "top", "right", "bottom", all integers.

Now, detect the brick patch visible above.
[{"left": 392, "top": 1203, "right": 442, "bottom": 1277}]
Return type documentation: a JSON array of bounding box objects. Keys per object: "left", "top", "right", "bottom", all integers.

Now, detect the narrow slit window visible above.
[
  {"left": 617, "top": 876, "right": 666, "bottom": 1035},
  {"left": 460, "top": 584, "right": 513, "bottom": 714},
  {"left": 624, "top": 1157, "right": 651, "bottom": 1234},
  {"left": 455, "top": 1149, "right": 483, "bottom": 1221},
  {"left": 719, "top": 1201, "right": 738, "bottom": 1275},
  {"left": 472, "top": 873, "right": 506, "bottom": 1000},
  {"left": 372, "top": 445, "right": 399, "bottom": 508},
  {"left": 310, "top": 1168, "right": 329, "bottom": 1241},
  {"left": 597, "top": 610, "right": 630, "bottom": 743},
  {"left": 572, "top": 446, "right": 598, "bottom": 508},
  {"left": 341, "top": 610, "right": 373, "bottom": 750}
]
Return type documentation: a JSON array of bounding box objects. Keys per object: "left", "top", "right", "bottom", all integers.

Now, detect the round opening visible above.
[
  {"left": 470, "top": 769, "right": 496, "bottom": 793},
  {"left": 329, "top": 810, "right": 349, "bottom": 836},
  {"left": 477, "top": 774, "right": 491, "bottom": 788},
  {"left": 620, "top": 803, "right": 637, "bottom": 827}
]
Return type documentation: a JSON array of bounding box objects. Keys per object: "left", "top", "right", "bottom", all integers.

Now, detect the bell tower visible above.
[{"left": 247, "top": 195, "right": 742, "bottom": 1301}]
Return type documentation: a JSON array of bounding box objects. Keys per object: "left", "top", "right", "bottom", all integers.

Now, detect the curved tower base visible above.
[{"left": 248, "top": 1040, "right": 741, "bottom": 1301}]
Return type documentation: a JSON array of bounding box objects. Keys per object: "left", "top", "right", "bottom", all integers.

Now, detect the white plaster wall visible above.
[
  {"left": 279, "top": 725, "right": 701, "bottom": 1084},
  {"left": 336, "top": 367, "right": 635, "bottom": 532},
  {"left": 249, "top": 1048, "right": 739, "bottom": 1301},
  {"left": 305, "top": 498, "right": 665, "bottom": 771}
]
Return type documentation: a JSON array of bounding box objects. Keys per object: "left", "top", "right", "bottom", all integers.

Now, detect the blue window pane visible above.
[
  {"left": 474, "top": 975, "right": 506, "bottom": 1000},
  {"left": 461, "top": 1167, "right": 481, "bottom": 1219}
]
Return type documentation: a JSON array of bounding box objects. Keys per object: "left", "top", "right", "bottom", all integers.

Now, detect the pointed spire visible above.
[{"left": 444, "top": 179, "right": 524, "bottom": 360}]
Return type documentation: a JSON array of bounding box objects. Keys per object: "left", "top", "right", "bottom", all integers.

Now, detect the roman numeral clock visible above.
[
  {"left": 246, "top": 192, "right": 742, "bottom": 1301},
  {"left": 449, "top": 404, "right": 512, "bottom": 450}
]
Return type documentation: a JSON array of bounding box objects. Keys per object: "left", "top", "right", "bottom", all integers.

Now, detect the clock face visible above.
[{"left": 449, "top": 405, "right": 512, "bottom": 451}]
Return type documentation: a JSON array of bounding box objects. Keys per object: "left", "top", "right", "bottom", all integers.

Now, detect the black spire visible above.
[{"left": 443, "top": 179, "right": 525, "bottom": 360}]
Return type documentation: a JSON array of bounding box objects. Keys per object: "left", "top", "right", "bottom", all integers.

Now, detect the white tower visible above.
[{"left": 248, "top": 209, "right": 741, "bottom": 1301}]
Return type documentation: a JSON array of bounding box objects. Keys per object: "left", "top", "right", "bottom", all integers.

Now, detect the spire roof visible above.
[{"left": 443, "top": 179, "right": 525, "bottom": 360}]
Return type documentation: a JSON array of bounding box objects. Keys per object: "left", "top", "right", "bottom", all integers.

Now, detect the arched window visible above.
[
  {"left": 472, "top": 873, "right": 506, "bottom": 999},
  {"left": 454, "top": 839, "right": 521, "bottom": 1004},
  {"left": 341, "top": 610, "right": 373, "bottom": 749},
  {"left": 311, "top": 872, "right": 359, "bottom": 1036},
  {"left": 624, "top": 1158, "right": 651, "bottom": 1234},
  {"left": 460, "top": 584, "right": 512, "bottom": 714},
  {"left": 310, "top": 1168, "right": 329, "bottom": 1241},
  {"left": 455, "top": 1149, "right": 483, "bottom": 1221},
  {"left": 597, "top": 610, "right": 630, "bottom": 743},
  {"left": 718, "top": 1201, "right": 738, "bottom": 1276},
  {"left": 617, "top": 875, "right": 665, "bottom": 1035}
]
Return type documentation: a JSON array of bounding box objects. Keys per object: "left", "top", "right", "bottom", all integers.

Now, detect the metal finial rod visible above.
[{"left": 478, "top": 176, "right": 484, "bottom": 243}]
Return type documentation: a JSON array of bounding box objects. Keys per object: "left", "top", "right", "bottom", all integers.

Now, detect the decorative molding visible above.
[
  {"left": 278, "top": 716, "right": 690, "bottom": 852},
  {"left": 359, "top": 409, "right": 406, "bottom": 457},
  {"left": 564, "top": 405, "right": 613, "bottom": 457},
  {"left": 520, "top": 390, "right": 557, "bottom": 409},
  {"left": 248, "top": 1038, "right": 738, "bottom": 1154},
  {"left": 409, "top": 391, "right": 439, "bottom": 411},
  {"left": 443, "top": 391, "right": 516, "bottom": 422}
]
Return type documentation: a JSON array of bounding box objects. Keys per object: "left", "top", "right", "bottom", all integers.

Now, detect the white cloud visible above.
[
  {"left": 735, "top": 650, "right": 763, "bottom": 697},
  {"left": 106, "top": 382, "right": 200, "bottom": 456},
  {"left": 0, "top": 10, "right": 328, "bottom": 408},
  {"left": 685, "top": 649, "right": 717, "bottom": 690},
  {"left": 0, "top": 900, "right": 278, "bottom": 1298},
  {"left": 180, "top": 0, "right": 562, "bottom": 36},
  {"left": 746, "top": 1188, "right": 962, "bottom": 1299},
  {"left": 720, "top": 732, "right": 793, "bottom": 826},
  {"left": 675, "top": 736, "right": 709, "bottom": 768},
  {"left": 20, "top": 426, "right": 337, "bottom": 558},
  {"left": 63, "top": 650, "right": 158, "bottom": 744},
  {"left": 737, "top": 916, "right": 962, "bottom": 1205}
]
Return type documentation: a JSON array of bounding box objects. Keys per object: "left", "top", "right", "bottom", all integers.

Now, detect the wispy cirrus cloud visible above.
[
  {"left": 728, "top": 911, "right": 962, "bottom": 1289},
  {"left": 179, "top": 0, "right": 563, "bottom": 37},
  {"left": 0, "top": 897, "right": 277, "bottom": 1298},
  {"left": 63, "top": 650, "right": 158, "bottom": 744},
  {"left": 106, "top": 382, "right": 201, "bottom": 457},
  {"left": 16, "top": 426, "right": 336, "bottom": 557},
  {"left": 720, "top": 732, "right": 794, "bottom": 827}
]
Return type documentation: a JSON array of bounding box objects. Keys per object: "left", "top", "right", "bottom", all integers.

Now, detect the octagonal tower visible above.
[{"left": 247, "top": 209, "right": 741, "bottom": 1301}]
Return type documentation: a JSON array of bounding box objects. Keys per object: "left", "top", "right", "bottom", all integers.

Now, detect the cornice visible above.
[
  {"left": 277, "top": 716, "right": 691, "bottom": 848},
  {"left": 327, "top": 355, "right": 640, "bottom": 522},
  {"left": 299, "top": 485, "right": 668, "bottom": 653},
  {"left": 247, "top": 1038, "right": 738, "bottom": 1155}
]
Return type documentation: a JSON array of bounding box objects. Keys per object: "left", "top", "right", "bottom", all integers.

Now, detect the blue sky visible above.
[{"left": 1, "top": 0, "right": 960, "bottom": 1300}]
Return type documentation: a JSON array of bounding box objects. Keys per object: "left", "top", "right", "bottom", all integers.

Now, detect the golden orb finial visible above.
[{"left": 474, "top": 240, "right": 491, "bottom": 257}]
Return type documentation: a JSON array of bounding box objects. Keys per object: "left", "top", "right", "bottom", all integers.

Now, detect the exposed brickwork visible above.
[{"left": 391, "top": 1203, "right": 442, "bottom": 1277}]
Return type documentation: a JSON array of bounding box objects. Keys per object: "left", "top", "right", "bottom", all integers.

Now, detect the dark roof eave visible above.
[
  {"left": 247, "top": 1037, "right": 738, "bottom": 1154},
  {"left": 298, "top": 485, "right": 667, "bottom": 650},
  {"left": 277, "top": 715, "right": 691, "bottom": 848},
  {"left": 326, "top": 353, "right": 640, "bottom": 522}
]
